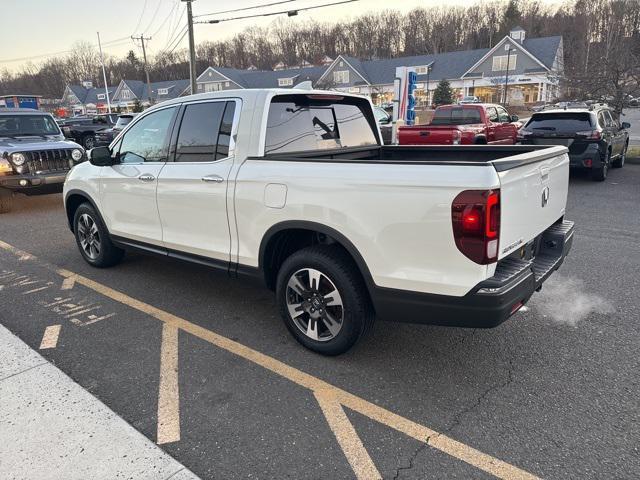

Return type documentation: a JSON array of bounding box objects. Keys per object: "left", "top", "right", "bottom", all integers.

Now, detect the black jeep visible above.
[
  {"left": 518, "top": 104, "right": 630, "bottom": 181},
  {"left": 0, "top": 109, "right": 85, "bottom": 213},
  {"left": 60, "top": 114, "right": 118, "bottom": 149}
]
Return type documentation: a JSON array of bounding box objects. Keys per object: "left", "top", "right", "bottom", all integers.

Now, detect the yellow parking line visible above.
[
  {"left": 39, "top": 324, "right": 61, "bottom": 349},
  {"left": 0, "top": 240, "right": 539, "bottom": 480},
  {"left": 157, "top": 324, "right": 181, "bottom": 445},
  {"left": 315, "top": 389, "right": 381, "bottom": 480}
]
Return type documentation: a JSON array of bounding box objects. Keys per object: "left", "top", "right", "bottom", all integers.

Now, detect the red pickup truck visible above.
[{"left": 398, "top": 104, "right": 521, "bottom": 145}]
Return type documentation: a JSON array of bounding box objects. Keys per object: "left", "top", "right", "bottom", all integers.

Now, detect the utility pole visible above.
[
  {"left": 183, "top": 0, "right": 197, "bottom": 94},
  {"left": 96, "top": 32, "right": 112, "bottom": 114},
  {"left": 131, "top": 34, "right": 153, "bottom": 105}
]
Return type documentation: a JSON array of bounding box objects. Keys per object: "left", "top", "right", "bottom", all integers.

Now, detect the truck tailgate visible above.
[
  {"left": 493, "top": 146, "right": 569, "bottom": 259},
  {"left": 398, "top": 125, "right": 460, "bottom": 145}
]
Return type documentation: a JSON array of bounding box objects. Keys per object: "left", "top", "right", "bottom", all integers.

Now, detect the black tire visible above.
[
  {"left": 612, "top": 143, "right": 627, "bottom": 168},
  {"left": 73, "top": 203, "right": 124, "bottom": 268},
  {"left": 276, "top": 245, "right": 374, "bottom": 355},
  {"left": 0, "top": 188, "right": 13, "bottom": 214},
  {"left": 592, "top": 150, "right": 610, "bottom": 181},
  {"left": 82, "top": 135, "right": 96, "bottom": 150}
]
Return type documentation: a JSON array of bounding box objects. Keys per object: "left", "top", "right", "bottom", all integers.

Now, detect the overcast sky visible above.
[{"left": 0, "top": 0, "right": 560, "bottom": 70}]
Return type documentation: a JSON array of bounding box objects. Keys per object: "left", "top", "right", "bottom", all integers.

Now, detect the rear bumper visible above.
[
  {"left": 372, "top": 220, "right": 575, "bottom": 327},
  {"left": 0, "top": 172, "right": 67, "bottom": 194},
  {"left": 568, "top": 144, "right": 603, "bottom": 168}
]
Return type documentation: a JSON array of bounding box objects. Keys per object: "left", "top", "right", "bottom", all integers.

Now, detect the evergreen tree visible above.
[
  {"left": 433, "top": 80, "right": 454, "bottom": 106},
  {"left": 132, "top": 99, "right": 143, "bottom": 113}
]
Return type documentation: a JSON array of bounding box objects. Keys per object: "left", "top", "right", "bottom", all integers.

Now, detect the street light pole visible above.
[
  {"left": 96, "top": 32, "right": 112, "bottom": 114},
  {"left": 183, "top": 0, "right": 197, "bottom": 95},
  {"left": 503, "top": 47, "right": 513, "bottom": 106}
]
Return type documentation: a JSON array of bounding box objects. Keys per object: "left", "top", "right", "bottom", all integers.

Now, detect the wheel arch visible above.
[
  {"left": 258, "top": 221, "right": 376, "bottom": 295},
  {"left": 64, "top": 189, "right": 106, "bottom": 233},
  {"left": 474, "top": 135, "right": 487, "bottom": 144}
]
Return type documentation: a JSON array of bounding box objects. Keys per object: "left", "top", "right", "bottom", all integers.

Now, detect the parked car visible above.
[
  {"left": 459, "top": 95, "right": 480, "bottom": 104},
  {"left": 0, "top": 108, "right": 85, "bottom": 213},
  {"left": 374, "top": 106, "right": 393, "bottom": 144},
  {"left": 63, "top": 88, "right": 574, "bottom": 355},
  {"left": 61, "top": 114, "right": 118, "bottom": 149},
  {"left": 94, "top": 114, "right": 137, "bottom": 147},
  {"left": 517, "top": 104, "right": 630, "bottom": 181},
  {"left": 398, "top": 103, "right": 520, "bottom": 145}
]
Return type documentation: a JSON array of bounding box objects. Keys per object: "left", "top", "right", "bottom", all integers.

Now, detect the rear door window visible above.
[
  {"left": 486, "top": 107, "right": 499, "bottom": 123},
  {"left": 526, "top": 113, "right": 593, "bottom": 133},
  {"left": 265, "top": 95, "right": 378, "bottom": 154}
]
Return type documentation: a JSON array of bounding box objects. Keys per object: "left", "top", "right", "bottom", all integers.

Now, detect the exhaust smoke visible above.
[{"left": 530, "top": 274, "right": 614, "bottom": 326}]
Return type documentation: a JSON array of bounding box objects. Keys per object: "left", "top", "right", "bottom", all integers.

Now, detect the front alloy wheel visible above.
[
  {"left": 77, "top": 213, "right": 101, "bottom": 260},
  {"left": 286, "top": 268, "right": 344, "bottom": 342},
  {"left": 73, "top": 203, "right": 124, "bottom": 268}
]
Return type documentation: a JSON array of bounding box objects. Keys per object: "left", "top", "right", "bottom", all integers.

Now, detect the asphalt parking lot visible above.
[{"left": 1, "top": 165, "right": 639, "bottom": 479}]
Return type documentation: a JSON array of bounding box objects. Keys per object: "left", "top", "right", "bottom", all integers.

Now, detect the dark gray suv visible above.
[
  {"left": 0, "top": 108, "right": 85, "bottom": 213},
  {"left": 517, "top": 104, "right": 630, "bottom": 181}
]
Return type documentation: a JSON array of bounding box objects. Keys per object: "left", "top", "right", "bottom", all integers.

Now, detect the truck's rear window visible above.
[
  {"left": 431, "top": 107, "right": 482, "bottom": 125},
  {"left": 265, "top": 95, "right": 378, "bottom": 154},
  {"left": 525, "top": 113, "right": 593, "bottom": 132}
]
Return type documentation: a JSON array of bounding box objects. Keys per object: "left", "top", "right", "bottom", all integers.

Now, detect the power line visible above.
[
  {"left": 195, "top": 0, "right": 359, "bottom": 24},
  {"left": 131, "top": 0, "right": 149, "bottom": 34},
  {"left": 166, "top": 28, "right": 188, "bottom": 55},
  {"left": 162, "top": 5, "right": 186, "bottom": 52},
  {"left": 151, "top": 1, "right": 178, "bottom": 38},
  {"left": 0, "top": 36, "right": 132, "bottom": 64},
  {"left": 141, "top": 0, "right": 165, "bottom": 34},
  {"left": 194, "top": 0, "right": 298, "bottom": 18}
]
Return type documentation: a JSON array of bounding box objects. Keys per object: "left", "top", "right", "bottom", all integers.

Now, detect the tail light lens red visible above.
[
  {"left": 451, "top": 189, "right": 500, "bottom": 264},
  {"left": 576, "top": 130, "right": 602, "bottom": 140}
]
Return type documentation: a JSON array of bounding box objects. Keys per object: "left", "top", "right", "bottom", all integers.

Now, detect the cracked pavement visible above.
[{"left": 1, "top": 165, "right": 639, "bottom": 479}]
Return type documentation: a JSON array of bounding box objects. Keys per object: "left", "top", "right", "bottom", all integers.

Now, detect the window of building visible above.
[
  {"left": 492, "top": 55, "right": 517, "bottom": 71},
  {"left": 175, "top": 101, "right": 236, "bottom": 162},
  {"left": 333, "top": 70, "right": 350, "bottom": 84},
  {"left": 97, "top": 94, "right": 105, "bottom": 100},
  {"left": 204, "top": 82, "right": 222, "bottom": 92},
  {"left": 278, "top": 78, "right": 293, "bottom": 87},
  {"left": 225, "top": 81, "right": 230, "bottom": 87},
  {"left": 118, "top": 107, "right": 177, "bottom": 163},
  {"left": 121, "top": 89, "right": 132, "bottom": 99},
  {"left": 265, "top": 96, "right": 377, "bottom": 154},
  {"left": 158, "top": 88, "right": 169, "bottom": 96},
  {"left": 415, "top": 65, "right": 431, "bottom": 75}
]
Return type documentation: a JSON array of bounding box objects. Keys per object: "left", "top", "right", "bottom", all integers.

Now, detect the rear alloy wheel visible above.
[
  {"left": 73, "top": 203, "right": 124, "bottom": 268},
  {"left": 612, "top": 143, "right": 627, "bottom": 168},
  {"left": 592, "top": 150, "right": 609, "bottom": 182},
  {"left": 276, "top": 245, "right": 374, "bottom": 355}
]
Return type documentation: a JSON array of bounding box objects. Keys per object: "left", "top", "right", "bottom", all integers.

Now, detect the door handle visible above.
[
  {"left": 201, "top": 175, "right": 224, "bottom": 183},
  {"left": 138, "top": 174, "right": 156, "bottom": 182}
]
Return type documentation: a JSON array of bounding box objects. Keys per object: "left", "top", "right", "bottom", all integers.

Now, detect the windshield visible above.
[
  {"left": 431, "top": 107, "right": 482, "bottom": 125},
  {"left": 525, "top": 112, "right": 593, "bottom": 132},
  {"left": 0, "top": 114, "right": 61, "bottom": 136},
  {"left": 115, "top": 116, "right": 134, "bottom": 130}
]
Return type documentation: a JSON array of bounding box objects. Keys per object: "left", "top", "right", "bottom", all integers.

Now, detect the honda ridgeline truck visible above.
[{"left": 63, "top": 88, "right": 574, "bottom": 355}]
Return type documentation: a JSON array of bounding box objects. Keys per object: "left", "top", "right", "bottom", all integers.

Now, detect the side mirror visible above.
[
  {"left": 621, "top": 122, "right": 631, "bottom": 129},
  {"left": 88, "top": 146, "right": 113, "bottom": 166},
  {"left": 510, "top": 114, "right": 519, "bottom": 122}
]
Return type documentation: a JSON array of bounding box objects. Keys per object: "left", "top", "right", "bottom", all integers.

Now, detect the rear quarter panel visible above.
[{"left": 234, "top": 159, "right": 500, "bottom": 297}]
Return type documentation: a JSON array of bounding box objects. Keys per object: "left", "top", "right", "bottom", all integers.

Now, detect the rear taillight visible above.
[
  {"left": 576, "top": 130, "right": 601, "bottom": 140},
  {"left": 452, "top": 189, "right": 500, "bottom": 264}
]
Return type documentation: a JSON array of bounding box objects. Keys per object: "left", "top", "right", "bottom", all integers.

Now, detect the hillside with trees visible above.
[{"left": 0, "top": 0, "right": 638, "bottom": 109}]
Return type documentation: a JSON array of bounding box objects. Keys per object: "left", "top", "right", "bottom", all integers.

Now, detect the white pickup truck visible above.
[{"left": 63, "top": 88, "right": 574, "bottom": 355}]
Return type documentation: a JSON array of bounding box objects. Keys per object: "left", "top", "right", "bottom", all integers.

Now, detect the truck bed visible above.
[{"left": 261, "top": 144, "right": 567, "bottom": 172}]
